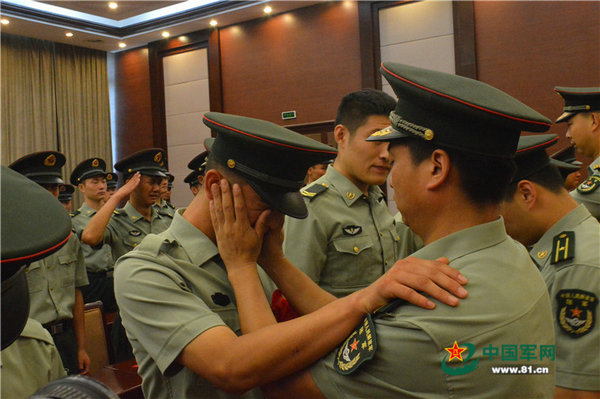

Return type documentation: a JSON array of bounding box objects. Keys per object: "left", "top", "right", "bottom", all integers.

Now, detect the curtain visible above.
[{"left": 1, "top": 34, "right": 112, "bottom": 208}]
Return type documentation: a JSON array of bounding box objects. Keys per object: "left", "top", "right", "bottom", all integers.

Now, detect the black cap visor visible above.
[{"left": 29, "top": 174, "right": 64, "bottom": 185}]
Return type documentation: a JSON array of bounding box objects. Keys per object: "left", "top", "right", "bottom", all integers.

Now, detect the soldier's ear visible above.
[
  {"left": 333, "top": 124, "right": 349, "bottom": 148},
  {"left": 203, "top": 169, "right": 222, "bottom": 199},
  {"left": 516, "top": 180, "right": 538, "bottom": 210}
]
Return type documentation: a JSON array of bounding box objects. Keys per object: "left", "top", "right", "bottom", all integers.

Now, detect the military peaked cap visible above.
[
  {"left": 114, "top": 148, "right": 167, "bottom": 178},
  {"left": 58, "top": 184, "right": 75, "bottom": 202},
  {"left": 203, "top": 112, "right": 337, "bottom": 218},
  {"left": 554, "top": 87, "right": 600, "bottom": 123},
  {"left": 368, "top": 63, "right": 552, "bottom": 158},
  {"left": 70, "top": 157, "right": 107, "bottom": 185},
  {"left": 8, "top": 151, "right": 65, "bottom": 185},
  {"left": 512, "top": 134, "right": 563, "bottom": 182},
  {"left": 105, "top": 172, "right": 118, "bottom": 188}
]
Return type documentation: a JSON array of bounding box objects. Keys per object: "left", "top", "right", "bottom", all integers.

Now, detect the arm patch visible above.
[{"left": 577, "top": 175, "right": 600, "bottom": 194}]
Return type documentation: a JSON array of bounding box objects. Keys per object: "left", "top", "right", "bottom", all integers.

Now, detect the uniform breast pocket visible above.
[
  {"left": 25, "top": 263, "right": 44, "bottom": 293},
  {"left": 58, "top": 254, "right": 76, "bottom": 287},
  {"left": 332, "top": 235, "right": 373, "bottom": 256},
  {"left": 324, "top": 235, "right": 376, "bottom": 290}
]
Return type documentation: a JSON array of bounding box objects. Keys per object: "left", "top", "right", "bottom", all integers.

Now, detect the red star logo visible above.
[
  {"left": 445, "top": 341, "right": 467, "bottom": 362},
  {"left": 571, "top": 307, "right": 583, "bottom": 318},
  {"left": 349, "top": 338, "right": 359, "bottom": 351}
]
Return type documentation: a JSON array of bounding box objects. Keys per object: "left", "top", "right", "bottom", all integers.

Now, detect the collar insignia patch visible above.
[
  {"left": 556, "top": 289, "right": 597, "bottom": 338},
  {"left": 334, "top": 314, "right": 377, "bottom": 375}
]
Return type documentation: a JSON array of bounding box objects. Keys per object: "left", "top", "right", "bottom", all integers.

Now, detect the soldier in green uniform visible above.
[
  {"left": 554, "top": 87, "right": 600, "bottom": 220},
  {"left": 8, "top": 151, "right": 90, "bottom": 375},
  {"left": 155, "top": 173, "right": 176, "bottom": 218},
  {"left": 185, "top": 150, "right": 209, "bottom": 195},
  {"left": 501, "top": 134, "right": 600, "bottom": 398},
  {"left": 58, "top": 184, "right": 75, "bottom": 212},
  {"left": 81, "top": 148, "right": 173, "bottom": 362},
  {"left": 114, "top": 112, "right": 469, "bottom": 399},
  {"left": 70, "top": 158, "right": 118, "bottom": 312},
  {"left": 104, "top": 171, "right": 118, "bottom": 201},
  {"left": 551, "top": 145, "right": 584, "bottom": 191},
  {"left": 1, "top": 166, "right": 73, "bottom": 397},
  {"left": 225, "top": 63, "right": 556, "bottom": 398},
  {"left": 284, "top": 89, "right": 420, "bottom": 298}
]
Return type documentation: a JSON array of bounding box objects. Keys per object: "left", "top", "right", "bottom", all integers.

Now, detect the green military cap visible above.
[
  {"left": 184, "top": 170, "right": 201, "bottom": 187},
  {"left": 8, "top": 151, "right": 65, "bottom": 185},
  {"left": 367, "top": 63, "right": 552, "bottom": 157},
  {"left": 105, "top": 172, "right": 118, "bottom": 188},
  {"left": 167, "top": 173, "right": 174, "bottom": 189},
  {"left": 58, "top": 184, "right": 75, "bottom": 202},
  {"left": 512, "top": 134, "right": 562, "bottom": 182},
  {"left": 550, "top": 145, "right": 582, "bottom": 180},
  {"left": 1, "top": 167, "right": 72, "bottom": 349},
  {"left": 70, "top": 157, "right": 107, "bottom": 185},
  {"left": 188, "top": 149, "right": 210, "bottom": 174},
  {"left": 554, "top": 87, "right": 600, "bottom": 123},
  {"left": 202, "top": 112, "right": 337, "bottom": 218},
  {"left": 114, "top": 148, "right": 168, "bottom": 178}
]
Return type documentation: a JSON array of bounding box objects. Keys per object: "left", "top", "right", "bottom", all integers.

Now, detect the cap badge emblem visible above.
[
  {"left": 106, "top": 174, "right": 113, "bottom": 180},
  {"left": 154, "top": 152, "right": 162, "bottom": 163},
  {"left": 227, "top": 159, "right": 236, "bottom": 169},
  {"left": 44, "top": 154, "right": 56, "bottom": 167},
  {"left": 60, "top": 185, "right": 66, "bottom": 192},
  {"left": 91, "top": 159, "right": 99, "bottom": 167}
]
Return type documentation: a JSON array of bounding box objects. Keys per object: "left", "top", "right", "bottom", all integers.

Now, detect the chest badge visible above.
[
  {"left": 211, "top": 292, "right": 231, "bottom": 307},
  {"left": 343, "top": 225, "right": 362, "bottom": 236},
  {"left": 129, "top": 230, "right": 141, "bottom": 237},
  {"left": 334, "top": 314, "right": 377, "bottom": 375},
  {"left": 556, "top": 289, "right": 597, "bottom": 338}
]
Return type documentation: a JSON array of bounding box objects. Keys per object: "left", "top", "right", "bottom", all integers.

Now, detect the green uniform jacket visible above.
[
  {"left": 530, "top": 204, "right": 600, "bottom": 390},
  {"left": 114, "top": 210, "right": 263, "bottom": 399},
  {"left": 284, "top": 166, "right": 420, "bottom": 297},
  {"left": 25, "top": 234, "right": 88, "bottom": 324},
  {"left": 311, "top": 218, "right": 555, "bottom": 398},
  {"left": 571, "top": 156, "right": 600, "bottom": 221},
  {"left": 71, "top": 202, "right": 114, "bottom": 273},
  {"left": 103, "top": 201, "right": 173, "bottom": 262},
  {"left": 1, "top": 318, "right": 66, "bottom": 398},
  {"left": 153, "top": 199, "right": 176, "bottom": 219}
]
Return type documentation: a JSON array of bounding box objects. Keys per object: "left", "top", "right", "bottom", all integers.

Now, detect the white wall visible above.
[
  {"left": 163, "top": 48, "right": 211, "bottom": 208},
  {"left": 378, "top": 0, "right": 455, "bottom": 214}
]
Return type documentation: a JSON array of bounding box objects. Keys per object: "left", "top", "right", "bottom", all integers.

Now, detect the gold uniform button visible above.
[
  {"left": 353, "top": 246, "right": 359, "bottom": 253},
  {"left": 133, "top": 243, "right": 137, "bottom": 248},
  {"left": 396, "top": 236, "right": 400, "bottom": 240}
]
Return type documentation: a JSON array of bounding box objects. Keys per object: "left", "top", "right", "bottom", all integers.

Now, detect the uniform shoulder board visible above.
[
  {"left": 70, "top": 210, "right": 80, "bottom": 217},
  {"left": 551, "top": 231, "right": 575, "bottom": 265},
  {"left": 113, "top": 208, "right": 126, "bottom": 216},
  {"left": 301, "top": 183, "right": 328, "bottom": 199},
  {"left": 577, "top": 175, "right": 600, "bottom": 195},
  {"left": 592, "top": 164, "right": 600, "bottom": 173}
]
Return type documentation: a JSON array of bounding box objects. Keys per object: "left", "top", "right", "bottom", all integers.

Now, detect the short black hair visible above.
[
  {"left": 397, "top": 138, "right": 516, "bottom": 206},
  {"left": 335, "top": 89, "right": 396, "bottom": 135},
  {"left": 504, "top": 163, "right": 565, "bottom": 200}
]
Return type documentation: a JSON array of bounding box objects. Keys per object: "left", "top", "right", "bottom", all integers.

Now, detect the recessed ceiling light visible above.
[
  {"left": 118, "top": 42, "right": 126, "bottom": 48},
  {"left": 162, "top": 31, "right": 170, "bottom": 38},
  {"left": 209, "top": 19, "right": 218, "bottom": 27},
  {"left": 108, "top": 2, "right": 118, "bottom": 10},
  {"left": 65, "top": 32, "right": 73, "bottom": 37},
  {"left": 263, "top": 5, "right": 272, "bottom": 14},
  {"left": 1, "top": 18, "right": 9, "bottom": 25}
]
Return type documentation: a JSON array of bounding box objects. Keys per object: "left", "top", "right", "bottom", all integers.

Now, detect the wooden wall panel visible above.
[
  {"left": 219, "top": 2, "right": 362, "bottom": 125},
  {"left": 474, "top": 1, "right": 600, "bottom": 163},
  {"left": 113, "top": 47, "right": 154, "bottom": 162}
]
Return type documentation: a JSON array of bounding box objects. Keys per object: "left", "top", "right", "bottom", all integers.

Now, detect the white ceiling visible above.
[{"left": 0, "top": 1, "right": 319, "bottom": 52}]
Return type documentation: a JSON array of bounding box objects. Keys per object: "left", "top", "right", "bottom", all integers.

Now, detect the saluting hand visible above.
[
  {"left": 209, "top": 179, "right": 270, "bottom": 274},
  {"left": 115, "top": 171, "right": 141, "bottom": 201}
]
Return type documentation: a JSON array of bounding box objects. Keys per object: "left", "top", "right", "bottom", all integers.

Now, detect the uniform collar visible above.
[
  {"left": 123, "top": 201, "right": 161, "bottom": 222},
  {"left": 411, "top": 218, "right": 507, "bottom": 264},
  {"left": 324, "top": 165, "right": 384, "bottom": 206},
  {"left": 530, "top": 204, "right": 592, "bottom": 263},
  {"left": 78, "top": 202, "right": 97, "bottom": 216},
  {"left": 168, "top": 210, "right": 219, "bottom": 267}
]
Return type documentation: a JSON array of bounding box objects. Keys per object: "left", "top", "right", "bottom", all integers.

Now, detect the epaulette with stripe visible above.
[
  {"left": 551, "top": 231, "right": 575, "bottom": 265},
  {"left": 113, "top": 208, "right": 126, "bottom": 216},
  {"left": 301, "top": 183, "right": 328, "bottom": 200},
  {"left": 70, "top": 210, "right": 80, "bottom": 217}
]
